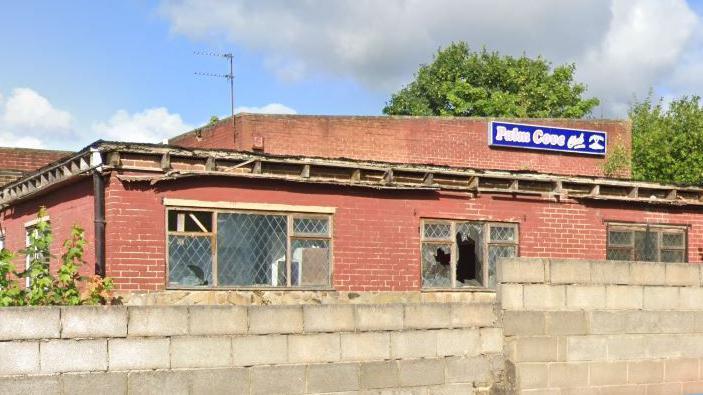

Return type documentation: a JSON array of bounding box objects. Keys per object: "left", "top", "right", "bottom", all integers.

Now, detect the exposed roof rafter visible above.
[{"left": 3, "top": 141, "right": 703, "bottom": 208}]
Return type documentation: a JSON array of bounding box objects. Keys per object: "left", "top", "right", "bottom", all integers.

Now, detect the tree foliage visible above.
[
  {"left": 383, "top": 42, "right": 599, "bottom": 118},
  {"left": 630, "top": 95, "right": 703, "bottom": 184},
  {"left": 0, "top": 208, "right": 120, "bottom": 306}
]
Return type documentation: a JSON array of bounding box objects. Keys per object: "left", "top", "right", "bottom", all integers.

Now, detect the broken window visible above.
[
  {"left": 421, "top": 220, "right": 518, "bottom": 289},
  {"left": 607, "top": 224, "right": 686, "bottom": 263},
  {"left": 167, "top": 210, "right": 214, "bottom": 286},
  {"left": 167, "top": 208, "right": 332, "bottom": 288}
]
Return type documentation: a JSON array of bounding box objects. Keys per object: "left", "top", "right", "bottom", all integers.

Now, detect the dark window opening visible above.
[{"left": 421, "top": 220, "right": 517, "bottom": 289}]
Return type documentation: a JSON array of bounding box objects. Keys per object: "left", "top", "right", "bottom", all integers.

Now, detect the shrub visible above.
[{"left": 0, "top": 207, "right": 120, "bottom": 306}]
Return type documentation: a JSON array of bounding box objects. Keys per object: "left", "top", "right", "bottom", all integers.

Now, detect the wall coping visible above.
[{"left": 498, "top": 258, "right": 701, "bottom": 287}]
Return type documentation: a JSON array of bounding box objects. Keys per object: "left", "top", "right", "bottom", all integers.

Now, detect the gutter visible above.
[{"left": 90, "top": 149, "right": 106, "bottom": 277}]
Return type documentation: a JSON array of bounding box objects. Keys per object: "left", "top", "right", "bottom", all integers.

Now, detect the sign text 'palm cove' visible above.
[{"left": 488, "top": 121, "right": 607, "bottom": 156}]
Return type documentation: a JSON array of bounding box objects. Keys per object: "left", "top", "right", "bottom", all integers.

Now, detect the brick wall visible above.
[
  {"left": 98, "top": 175, "right": 703, "bottom": 292},
  {"left": 2, "top": 171, "right": 703, "bottom": 293},
  {"left": 0, "top": 302, "right": 503, "bottom": 394},
  {"left": 0, "top": 147, "right": 72, "bottom": 185},
  {"left": 500, "top": 258, "right": 703, "bottom": 393},
  {"left": 170, "top": 114, "right": 631, "bottom": 178},
  {"left": 0, "top": 178, "right": 96, "bottom": 278}
]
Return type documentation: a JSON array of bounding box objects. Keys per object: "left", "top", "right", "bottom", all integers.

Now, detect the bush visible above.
[{"left": 0, "top": 207, "right": 120, "bottom": 306}]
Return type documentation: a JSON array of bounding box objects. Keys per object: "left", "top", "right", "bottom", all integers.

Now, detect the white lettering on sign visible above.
[
  {"left": 532, "top": 129, "right": 565, "bottom": 147},
  {"left": 495, "top": 126, "right": 530, "bottom": 143}
]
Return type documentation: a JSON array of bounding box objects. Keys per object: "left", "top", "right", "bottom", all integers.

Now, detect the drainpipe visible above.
[{"left": 90, "top": 149, "right": 106, "bottom": 277}]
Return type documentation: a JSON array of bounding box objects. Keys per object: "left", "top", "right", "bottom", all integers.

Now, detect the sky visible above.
[{"left": 1, "top": 0, "right": 703, "bottom": 150}]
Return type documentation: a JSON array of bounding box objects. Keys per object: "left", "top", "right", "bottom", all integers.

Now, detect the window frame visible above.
[
  {"left": 606, "top": 223, "right": 688, "bottom": 263},
  {"left": 24, "top": 216, "right": 50, "bottom": 289},
  {"left": 420, "top": 219, "right": 519, "bottom": 289},
  {"left": 165, "top": 206, "right": 334, "bottom": 290}
]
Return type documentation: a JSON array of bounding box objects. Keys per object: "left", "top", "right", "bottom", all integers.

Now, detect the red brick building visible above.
[{"left": 0, "top": 115, "right": 699, "bottom": 292}]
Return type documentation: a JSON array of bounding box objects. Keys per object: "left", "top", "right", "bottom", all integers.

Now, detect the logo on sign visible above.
[{"left": 488, "top": 121, "right": 607, "bottom": 156}]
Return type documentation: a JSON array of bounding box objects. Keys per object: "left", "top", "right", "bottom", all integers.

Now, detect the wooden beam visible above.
[
  {"left": 107, "top": 151, "right": 121, "bottom": 166},
  {"left": 205, "top": 157, "right": 217, "bottom": 171},
  {"left": 628, "top": 187, "right": 638, "bottom": 198},
  {"left": 423, "top": 172, "right": 434, "bottom": 186},
  {"left": 383, "top": 169, "right": 394, "bottom": 184},
  {"left": 351, "top": 169, "right": 361, "bottom": 182},
  {"left": 667, "top": 189, "right": 677, "bottom": 200},
  {"left": 160, "top": 153, "right": 171, "bottom": 170},
  {"left": 468, "top": 176, "right": 479, "bottom": 190}
]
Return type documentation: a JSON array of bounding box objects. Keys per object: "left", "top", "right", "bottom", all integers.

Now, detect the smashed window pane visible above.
[
  {"left": 421, "top": 244, "right": 451, "bottom": 288},
  {"left": 456, "top": 222, "right": 483, "bottom": 287},
  {"left": 217, "top": 213, "right": 288, "bottom": 286},
  {"left": 293, "top": 218, "right": 329, "bottom": 235},
  {"left": 168, "top": 235, "right": 212, "bottom": 286},
  {"left": 291, "top": 239, "right": 330, "bottom": 286},
  {"left": 168, "top": 211, "right": 212, "bottom": 232},
  {"left": 424, "top": 223, "right": 451, "bottom": 239}
]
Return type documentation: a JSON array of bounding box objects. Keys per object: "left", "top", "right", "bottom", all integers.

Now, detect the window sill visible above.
[
  {"left": 421, "top": 287, "right": 496, "bottom": 293},
  {"left": 165, "top": 286, "right": 337, "bottom": 292}
]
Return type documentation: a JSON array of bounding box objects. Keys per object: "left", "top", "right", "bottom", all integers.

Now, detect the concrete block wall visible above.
[
  {"left": 0, "top": 302, "right": 503, "bottom": 394},
  {"left": 499, "top": 258, "right": 703, "bottom": 394}
]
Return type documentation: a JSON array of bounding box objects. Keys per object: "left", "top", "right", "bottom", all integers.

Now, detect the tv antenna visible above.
[{"left": 194, "top": 51, "right": 235, "bottom": 127}]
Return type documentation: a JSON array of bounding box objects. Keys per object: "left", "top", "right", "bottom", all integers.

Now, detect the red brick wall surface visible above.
[
  {"left": 0, "top": 179, "right": 96, "bottom": 279},
  {"left": 85, "top": 176, "right": 702, "bottom": 292},
  {"left": 0, "top": 147, "right": 72, "bottom": 173},
  {"left": 170, "top": 115, "right": 631, "bottom": 178}
]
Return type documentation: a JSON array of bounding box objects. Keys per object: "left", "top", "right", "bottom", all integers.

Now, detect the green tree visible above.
[
  {"left": 383, "top": 42, "right": 599, "bottom": 118},
  {"left": 630, "top": 95, "right": 703, "bottom": 184}
]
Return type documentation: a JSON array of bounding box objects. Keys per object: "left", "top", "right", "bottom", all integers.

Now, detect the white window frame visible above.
[{"left": 24, "top": 216, "right": 50, "bottom": 288}]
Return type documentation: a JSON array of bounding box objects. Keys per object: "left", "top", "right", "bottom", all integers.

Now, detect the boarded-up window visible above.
[
  {"left": 167, "top": 209, "right": 332, "bottom": 288},
  {"left": 607, "top": 224, "right": 686, "bottom": 263}
]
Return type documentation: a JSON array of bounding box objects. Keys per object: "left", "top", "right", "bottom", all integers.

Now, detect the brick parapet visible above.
[{"left": 169, "top": 114, "right": 632, "bottom": 178}]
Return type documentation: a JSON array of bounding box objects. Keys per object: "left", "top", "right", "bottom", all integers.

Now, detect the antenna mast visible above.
[{"left": 194, "top": 51, "right": 235, "bottom": 127}]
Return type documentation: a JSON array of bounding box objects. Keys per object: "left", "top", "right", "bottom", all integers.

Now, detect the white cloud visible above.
[
  {"left": 160, "top": 0, "right": 701, "bottom": 117},
  {"left": 578, "top": 0, "right": 697, "bottom": 115},
  {"left": 2, "top": 88, "right": 73, "bottom": 131},
  {"left": 92, "top": 107, "right": 193, "bottom": 144},
  {"left": 236, "top": 103, "right": 297, "bottom": 114},
  {"left": 0, "top": 133, "right": 44, "bottom": 149},
  {"left": 0, "top": 88, "right": 75, "bottom": 148}
]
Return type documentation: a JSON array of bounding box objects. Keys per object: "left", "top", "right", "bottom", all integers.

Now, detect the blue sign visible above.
[{"left": 488, "top": 121, "right": 607, "bottom": 156}]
